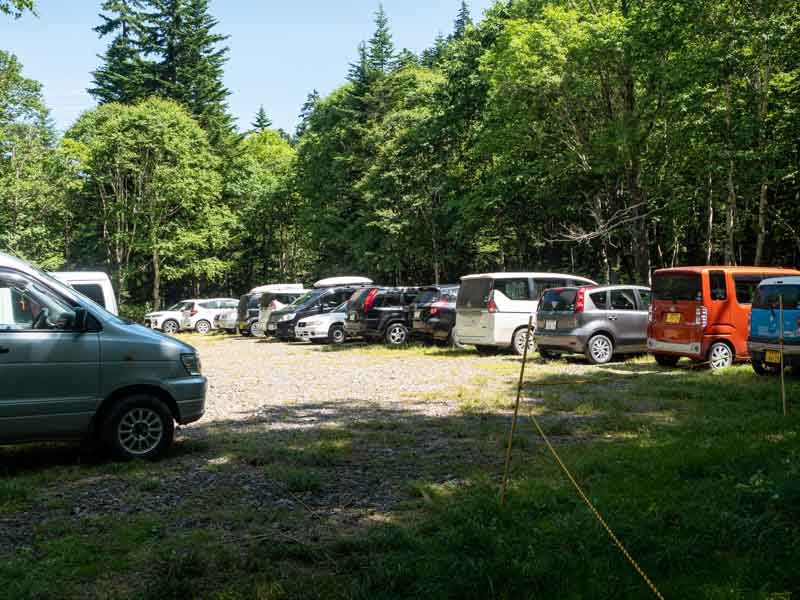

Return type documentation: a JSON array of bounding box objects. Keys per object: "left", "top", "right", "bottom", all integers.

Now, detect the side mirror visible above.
[{"left": 74, "top": 307, "right": 89, "bottom": 331}]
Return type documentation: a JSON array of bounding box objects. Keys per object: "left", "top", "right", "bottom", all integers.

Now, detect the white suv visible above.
[
  {"left": 145, "top": 301, "right": 192, "bottom": 334},
  {"left": 455, "top": 272, "right": 597, "bottom": 355},
  {"left": 294, "top": 302, "right": 348, "bottom": 344},
  {"left": 180, "top": 298, "right": 239, "bottom": 334}
]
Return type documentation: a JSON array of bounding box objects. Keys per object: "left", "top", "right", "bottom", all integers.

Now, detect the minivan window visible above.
[
  {"left": 540, "top": 288, "right": 577, "bottom": 311},
  {"left": 72, "top": 283, "right": 105, "bottom": 307},
  {"left": 610, "top": 289, "right": 637, "bottom": 311},
  {"left": 709, "top": 271, "right": 727, "bottom": 301},
  {"left": 458, "top": 279, "right": 492, "bottom": 309},
  {"left": 653, "top": 273, "right": 702, "bottom": 302},
  {"left": 734, "top": 275, "right": 764, "bottom": 305},
  {"left": 0, "top": 273, "right": 76, "bottom": 331},
  {"left": 494, "top": 278, "right": 530, "bottom": 301},
  {"left": 590, "top": 291, "right": 609, "bottom": 310},
  {"left": 637, "top": 290, "right": 652, "bottom": 309},
  {"left": 753, "top": 285, "right": 800, "bottom": 310}
]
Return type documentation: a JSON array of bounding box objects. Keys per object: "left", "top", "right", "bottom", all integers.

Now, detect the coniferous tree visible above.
[
  {"left": 452, "top": 1, "right": 472, "bottom": 39},
  {"left": 251, "top": 105, "right": 272, "bottom": 132},
  {"left": 89, "top": 0, "right": 151, "bottom": 104},
  {"left": 295, "top": 89, "right": 319, "bottom": 138},
  {"left": 421, "top": 31, "right": 447, "bottom": 68},
  {"left": 367, "top": 4, "right": 396, "bottom": 74}
]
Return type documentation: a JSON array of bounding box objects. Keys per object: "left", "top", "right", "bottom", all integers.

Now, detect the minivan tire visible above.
[
  {"left": 102, "top": 395, "right": 175, "bottom": 461},
  {"left": 586, "top": 334, "right": 614, "bottom": 365},
  {"left": 708, "top": 342, "right": 734, "bottom": 370},
  {"left": 162, "top": 320, "right": 179, "bottom": 335},
  {"left": 250, "top": 321, "right": 263, "bottom": 337},
  {"left": 512, "top": 327, "right": 536, "bottom": 356},
  {"left": 329, "top": 324, "right": 346, "bottom": 345},
  {"left": 654, "top": 354, "right": 680, "bottom": 368},
  {"left": 195, "top": 320, "right": 212, "bottom": 335},
  {"left": 385, "top": 323, "right": 409, "bottom": 347}
]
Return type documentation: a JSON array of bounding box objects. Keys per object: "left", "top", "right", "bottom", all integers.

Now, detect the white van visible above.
[
  {"left": 51, "top": 272, "right": 119, "bottom": 316},
  {"left": 455, "top": 272, "right": 597, "bottom": 355}
]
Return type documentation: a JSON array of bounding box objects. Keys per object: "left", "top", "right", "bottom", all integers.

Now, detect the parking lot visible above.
[{"left": 3, "top": 334, "right": 799, "bottom": 599}]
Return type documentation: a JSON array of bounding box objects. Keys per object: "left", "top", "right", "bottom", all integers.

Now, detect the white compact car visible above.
[
  {"left": 180, "top": 298, "right": 239, "bottom": 334},
  {"left": 455, "top": 272, "right": 598, "bottom": 355},
  {"left": 51, "top": 271, "right": 119, "bottom": 315},
  {"left": 145, "top": 301, "right": 193, "bottom": 334},
  {"left": 294, "top": 302, "right": 348, "bottom": 344}
]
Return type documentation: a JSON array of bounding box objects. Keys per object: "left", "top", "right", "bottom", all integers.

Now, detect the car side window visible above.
[
  {"left": 637, "top": 290, "right": 652, "bottom": 310},
  {"left": 709, "top": 271, "right": 727, "bottom": 301},
  {"left": 590, "top": 291, "right": 609, "bottom": 310},
  {"left": 200, "top": 301, "right": 217, "bottom": 310},
  {"left": 534, "top": 279, "right": 569, "bottom": 297},
  {"left": 72, "top": 283, "right": 106, "bottom": 308},
  {"left": 495, "top": 279, "right": 531, "bottom": 301},
  {"left": 610, "top": 289, "right": 637, "bottom": 311},
  {"left": 403, "top": 292, "right": 418, "bottom": 304},
  {"left": 0, "top": 271, "right": 77, "bottom": 332}
]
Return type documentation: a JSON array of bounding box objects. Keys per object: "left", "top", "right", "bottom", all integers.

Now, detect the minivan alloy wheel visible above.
[
  {"left": 162, "top": 320, "right": 179, "bottom": 334},
  {"left": 587, "top": 334, "right": 613, "bottom": 365},
  {"left": 709, "top": 342, "right": 734, "bottom": 370},
  {"left": 118, "top": 408, "right": 164, "bottom": 456},
  {"left": 512, "top": 327, "right": 536, "bottom": 356}
]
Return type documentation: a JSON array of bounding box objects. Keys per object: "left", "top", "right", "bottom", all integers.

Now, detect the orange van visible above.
[{"left": 647, "top": 266, "right": 800, "bottom": 370}]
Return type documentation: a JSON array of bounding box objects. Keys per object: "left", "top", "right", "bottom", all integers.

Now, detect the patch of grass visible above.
[{"left": 265, "top": 465, "right": 323, "bottom": 493}]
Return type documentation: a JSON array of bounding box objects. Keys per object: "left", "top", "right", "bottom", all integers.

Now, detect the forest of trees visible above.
[{"left": 1, "top": 0, "right": 799, "bottom": 315}]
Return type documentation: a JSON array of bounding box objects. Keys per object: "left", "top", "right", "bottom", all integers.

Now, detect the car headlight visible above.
[
  {"left": 181, "top": 353, "right": 202, "bottom": 376},
  {"left": 304, "top": 320, "right": 322, "bottom": 327},
  {"left": 280, "top": 313, "right": 296, "bottom": 322}
]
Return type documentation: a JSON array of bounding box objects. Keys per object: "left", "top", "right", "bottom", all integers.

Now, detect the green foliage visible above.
[{"left": 0, "top": 0, "right": 34, "bottom": 18}]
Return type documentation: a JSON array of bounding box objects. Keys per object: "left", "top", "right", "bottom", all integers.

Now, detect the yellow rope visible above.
[{"left": 527, "top": 408, "right": 666, "bottom": 600}]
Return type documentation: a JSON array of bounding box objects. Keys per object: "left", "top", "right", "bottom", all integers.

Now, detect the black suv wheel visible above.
[{"left": 385, "top": 323, "right": 409, "bottom": 347}]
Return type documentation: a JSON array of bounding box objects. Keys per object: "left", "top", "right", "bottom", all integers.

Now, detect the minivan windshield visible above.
[
  {"left": 653, "top": 273, "right": 702, "bottom": 302},
  {"left": 290, "top": 289, "right": 326, "bottom": 310},
  {"left": 539, "top": 288, "right": 578, "bottom": 312},
  {"left": 457, "top": 279, "right": 492, "bottom": 309},
  {"left": 753, "top": 285, "right": 800, "bottom": 310}
]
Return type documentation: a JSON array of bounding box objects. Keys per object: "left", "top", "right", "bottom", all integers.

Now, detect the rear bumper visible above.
[
  {"left": 749, "top": 340, "right": 800, "bottom": 360},
  {"left": 647, "top": 338, "right": 702, "bottom": 357},
  {"left": 412, "top": 320, "right": 451, "bottom": 341},
  {"left": 534, "top": 332, "right": 588, "bottom": 353}
]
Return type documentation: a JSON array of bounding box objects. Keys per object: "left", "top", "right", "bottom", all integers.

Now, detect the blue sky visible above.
[{"left": 0, "top": 0, "right": 494, "bottom": 134}]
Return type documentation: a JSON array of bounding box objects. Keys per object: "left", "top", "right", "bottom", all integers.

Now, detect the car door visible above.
[
  {"left": 607, "top": 288, "right": 643, "bottom": 351},
  {"left": 0, "top": 269, "right": 100, "bottom": 442},
  {"left": 632, "top": 289, "right": 652, "bottom": 350}
]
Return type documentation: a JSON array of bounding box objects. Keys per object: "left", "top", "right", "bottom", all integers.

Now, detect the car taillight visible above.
[
  {"left": 363, "top": 288, "right": 379, "bottom": 312},
  {"left": 575, "top": 288, "right": 586, "bottom": 314},
  {"left": 695, "top": 306, "right": 708, "bottom": 327},
  {"left": 648, "top": 305, "right": 654, "bottom": 323},
  {"left": 190, "top": 308, "right": 197, "bottom": 317},
  {"left": 430, "top": 301, "right": 445, "bottom": 315},
  {"left": 487, "top": 295, "right": 498, "bottom": 313}
]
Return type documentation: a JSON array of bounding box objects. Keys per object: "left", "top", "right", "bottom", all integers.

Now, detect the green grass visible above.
[{"left": 1, "top": 355, "right": 799, "bottom": 599}]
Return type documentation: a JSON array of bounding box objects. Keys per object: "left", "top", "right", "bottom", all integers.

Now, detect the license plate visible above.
[
  {"left": 545, "top": 320, "right": 557, "bottom": 330},
  {"left": 765, "top": 350, "right": 781, "bottom": 364},
  {"left": 665, "top": 313, "right": 681, "bottom": 324}
]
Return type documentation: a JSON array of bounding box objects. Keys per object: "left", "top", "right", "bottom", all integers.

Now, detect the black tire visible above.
[
  {"left": 585, "top": 334, "right": 614, "bottom": 365},
  {"left": 654, "top": 354, "right": 680, "bottom": 368},
  {"left": 475, "top": 345, "right": 500, "bottom": 356},
  {"left": 161, "top": 319, "right": 179, "bottom": 335},
  {"left": 329, "top": 324, "right": 346, "bottom": 345},
  {"left": 539, "top": 349, "right": 560, "bottom": 361},
  {"left": 752, "top": 359, "right": 780, "bottom": 376},
  {"left": 385, "top": 323, "right": 409, "bottom": 347},
  {"left": 511, "top": 327, "right": 536, "bottom": 356},
  {"left": 101, "top": 395, "right": 175, "bottom": 461}
]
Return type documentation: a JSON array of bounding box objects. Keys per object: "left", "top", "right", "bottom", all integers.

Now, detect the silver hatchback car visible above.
[
  {"left": 534, "top": 285, "right": 651, "bottom": 364},
  {"left": 0, "top": 252, "right": 207, "bottom": 460}
]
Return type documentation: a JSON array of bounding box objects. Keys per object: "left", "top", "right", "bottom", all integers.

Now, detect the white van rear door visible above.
[{"left": 455, "top": 278, "right": 492, "bottom": 341}]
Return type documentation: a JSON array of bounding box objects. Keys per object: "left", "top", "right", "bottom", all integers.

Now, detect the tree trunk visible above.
[
  {"left": 152, "top": 244, "right": 161, "bottom": 310},
  {"left": 706, "top": 176, "right": 714, "bottom": 264},
  {"left": 754, "top": 183, "right": 768, "bottom": 265}
]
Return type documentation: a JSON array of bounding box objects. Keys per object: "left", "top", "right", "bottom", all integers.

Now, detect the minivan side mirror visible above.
[{"left": 73, "top": 306, "right": 89, "bottom": 332}]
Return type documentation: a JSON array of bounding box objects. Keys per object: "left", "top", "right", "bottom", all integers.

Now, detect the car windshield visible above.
[
  {"left": 653, "top": 273, "right": 702, "bottom": 302},
  {"left": 753, "top": 284, "right": 800, "bottom": 310},
  {"left": 539, "top": 288, "right": 578, "bottom": 312},
  {"left": 290, "top": 289, "right": 325, "bottom": 309},
  {"left": 333, "top": 301, "right": 348, "bottom": 312}
]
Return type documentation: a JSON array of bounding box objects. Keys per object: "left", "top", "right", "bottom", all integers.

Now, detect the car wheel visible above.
[
  {"left": 654, "top": 354, "right": 680, "bottom": 368},
  {"left": 708, "top": 342, "right": 734, "bottom": 370},
  {"left": 475, "top": 345, "right": 499, "bottom": 356},
  {"left": 329, "top": 324, "right": 346, "bottom": 345},
  {"left": 385, "top": 323, "right": 409, "bottom": 347},
  {"left": 512, "top": 327, "right": 536, "bottom": 356},
  {"left": 250, "top": 321, "right": 263, "bottom": 337},
  {"left": 585, "top": 334, "right": 614, "bottom": 365},
  {"left": 539, "top": 349, "right": 560, "bottom": 361},
  {"left": 102, "top": 395, "right": 174, "bottom": 461},
  {"left": 162, "top": 320, "right": 179, "bottom": 335},
  {"left": 195, "top": 320, "right": 211, "bottom": 335},
  {"left": 752, "top": 359, "right": 780, "bottom": 376}
]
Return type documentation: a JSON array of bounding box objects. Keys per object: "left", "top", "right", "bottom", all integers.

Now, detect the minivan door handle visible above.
[{"left": 0, "top": 347, "right": 9, "bottom": 354}]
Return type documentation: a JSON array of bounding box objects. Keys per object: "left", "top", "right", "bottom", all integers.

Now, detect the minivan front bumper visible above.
[{"left": 164, "top": 376, "right": 207, "bottom": 424}]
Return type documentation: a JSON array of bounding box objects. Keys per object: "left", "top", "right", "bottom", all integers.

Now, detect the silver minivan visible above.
[
  {"left": 535, "top": 285, "right": 651, "bottom": 364},
  {"left": 0, "top": 252, "right": 207, "bottom": 460}
]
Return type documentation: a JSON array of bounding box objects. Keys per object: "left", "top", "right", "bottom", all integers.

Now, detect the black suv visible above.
[
  {"left": 345, "top": 287, "right": 420, "bottom": 346},
  {"left": 410, "top": 285, "right": 459, "bottom": 345},
  {"left": 267, "top": 286, "right": 364, "bottom": 341}
]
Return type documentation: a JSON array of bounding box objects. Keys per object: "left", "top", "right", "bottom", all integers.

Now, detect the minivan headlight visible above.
[
  {"left": 181, "top": 353, "right": 202, "bottom": 376},
  {"left": 280, "top": 313, "right": 296, "bottom": 322}
]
